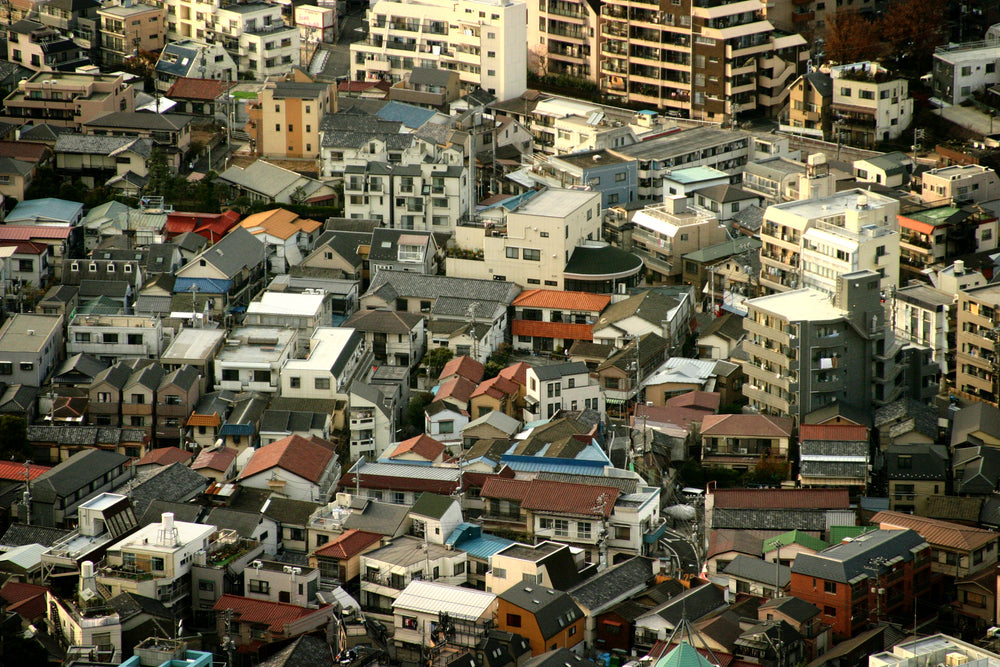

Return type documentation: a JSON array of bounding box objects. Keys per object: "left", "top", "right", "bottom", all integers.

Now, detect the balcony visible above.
[{"left": 792, "top": 10, "right": 814, "bottom": 22}]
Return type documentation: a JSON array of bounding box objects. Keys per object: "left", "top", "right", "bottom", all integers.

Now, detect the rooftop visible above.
[
  {"left": 511, "top": 188, "right": 599, "bottom": 218},
  {"left": 109, "top": 516, "right": 215, "bottom": 554},
  {"left": 747, "top": 288, "right": 846, "bottom": 322},
  {"left": 393, "top": 580, "right": 496, "bottom": 619}
]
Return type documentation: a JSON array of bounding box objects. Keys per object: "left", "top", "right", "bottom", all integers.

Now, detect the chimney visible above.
[{"left": 664, "top": 194, "right": 687, "bottom": 215}]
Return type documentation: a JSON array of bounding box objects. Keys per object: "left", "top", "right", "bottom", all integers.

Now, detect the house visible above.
[
  {"left": 54, "top": 135, "right": 152, "bottom": 189},
  {"left": 174, "top": 225, "right": 267, "bottom": 315},
  {"left": 154, "top": 365, "right": 201, "bottom": 447},
  {"left": 388, "top": 67, "right": 462, "bottom": 110},
  {"left": 278, "top": 327, "right": 370, "bottom": 402},
  {"left": 0, "top": 313, "right": 64, "bottom": 387},
  {"left": 2, "top": 71, "right": 135, "bottom": 130},
  {"left": 186, "top": 391, "right": 234, "bottom": 449},
  {"left": 82, "top": 112, "right": 193, "bottom": 167},
  {"left": 700, "top": 414, "right": 794, "bottom": 475},
  {"left": 471, "top": 375, "right": 522, "bottom": 421},
  {"left": 349, "top": 381, "right": 397, "bottom": 462},
  {"left": 166, "top": 77, "right": 231, "bottom": 117},
  {"left": 696, "top": 313, "right": 745, "bottom": 361},
  {"left": 870, "top": 511, "right": 999, "bottom": 580},
  {"left": 382, "top": 435, "right": 446, "bottom": 466},
  {"left": 342, "top": 309, "right": 425, "bottom": 370},
  {"left": 164, "top": 210, "right": 240, "bottom": 243},
  {"left": 523, "top": 362, "right": 603, "bottom": 422},
  {"left": 462, "top": 411, "right": 521, "bottom": 448},
  {"left": 592, "top": 288, "right": 693, "bottom": 353},
  {"left": 440, "top": 356, "right": 486, "bottom": 385},
  {"left": 632, "top": 583, "right": 729, "bottom": 651},
  {"left": 191, "top": 446, "right": 238, "bottom": 483},
  {"left": 783, "top": 71, "right": 833, "bottom": 140},
  {"left": 393, "top": 580, "right": 498, "bottom": 663},
  {"left": 511, "top": 290, "right": 610, "bottom": 355},
  {"left": 238, "top": 434, "right": 341, "bottom": 503},
  {"left": 246, "top": 79, "right": 333, "bottom": 159},
  {"left": 7, "top": 197, "right": 83, "bottom": 227},
  {"left": 154, "top": 40, "right": 236, "bottom": 93},
  {"left": 160, "top": 329, "right": 227, "bottom": 394},
  {"left": 308, "top": 528, "right": 383, "bottom": 588},
  {"left": 217, "top": 160, "right": 337, "bottom": 205},
  {"left": 886, "top": 443, "right": 949, "bottom": 514},
  {"left": 212, "top": 594, "right": 334, "bottom": 652},
  {"left": 790, "top": 529, "right": 931, "bottom": 641},
  {"left": 757, "top": 596, "right": 830, "bottom": 661},
  {"left": 0, "top": 157, "right": 36, "bottom": 201},
  {"left": 238, "top": 209, "right": 324, "bottom": 274},
  {"left": 496, "top": 582, "right": 585, "bottom": 656},
  {"left": 4, "top": 19, "right": 88, "bottom": 73},
  {"left": 593, "top": 333, "right": 667, "bottom": 408},
  {"left": 565, "top": 556, "right": 654, "bottom": 647},
  {"left": 295, "top": 229, "right": 369, "bottom": 282},
  {"left": 242, "top": 560, "right": 320, "bottom": 607},
  {"left": 218, "top": 392, "right": 269, "bottom": 450},
  {"left": 367, "top": 228, "right": 440, "bottom": 277},
  {"left": 133, "top": 446, "right": 192, "bottom": 473},
  {"left": 761, "top": 530, "right": 829, "bottom": 569},
  {"left": 339, "top": 459, "right": 463, "bottom": 506},
  {"left": 829, "top": 62, "right": 913, "bottom": 146},
  {"left": 798, "top": 423, "right": 871, "bottom": 496},
  {"left": 705, "top": 486, "right": 853, "bottom": 536},
  {"left": 259, "top": 409, "right": 331, "bottom": 446},
  {"left": 629, "top": 198, "right": 728, "bottom": 284},
  {"left": 854, "top": 152, "right": 914, "bottom": 188},
  {"left": 408, "top": 492, "right": 463, "bottom": 545},
  {"left": 0, "top": 241, "right": 49, "bottom": 288},
  {"left": 359, "top": 535, "right": 469, "bottom": 614},
  {"left": 446, "top": 523, "right": 516, "bottom": 591},
  {"left": 722, "top": 554, "right": 790, "bottom": 599}
]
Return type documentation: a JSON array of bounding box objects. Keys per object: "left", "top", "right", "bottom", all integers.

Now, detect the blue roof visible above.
[
  {"left": 219, "top": 423, "right": 255, "bottom": 436},
  {"left": 477, "top": 189, "right": 541, "bottom": 213},
  {"left": 637, "top": 110, "right": 658, "bottom": 116},
  {"left": 8, "top": 197, "right": 82, "bottom": 224},
  {"left": 156, "top": 43, "right": 200, "bottom": 77},
  {"left": 446, "top": 523, "right": 514, "bottom": 559},
  {"left": 500, "top": 459, "right": 608, "bottom": 476},
  {"left": 174, "top": 276, "right": 233, "bottom": 295},
  {"left": 374, "top": 101, "right": 437, "bottom": 129}
]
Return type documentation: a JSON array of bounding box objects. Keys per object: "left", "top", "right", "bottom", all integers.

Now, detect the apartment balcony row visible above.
[
  {"left": 741, "top": 382, "right": 792, "bottom": 414},
  {"left": 743, "top": 338, "right": 793, "bottom": 369},
  {"left": 370, "top": 19, "right": 448, "bottom": 35}
]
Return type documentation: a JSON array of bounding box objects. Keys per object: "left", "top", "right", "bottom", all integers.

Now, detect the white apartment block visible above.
[
  {"left": 921, "top": 164, "right": 1000, "bottom": 205},
  {"left": 344, "top": 163, "right": 469, "bottom": 230},
  {"left": 213, "top": 3, "right": 300, "bottom": 79},
  {"left": 215, "top": 327, "right": 296, "bottom": 394},
  {"left": 759, "top": 189, "right": 900, "bottom": 297},
  {"left": 524, "top": 361, "right": 604, "bottom": 421},
  {"left": 279, "top": 327, "right": 370, "bottom": 401},
  {"left": 350, "top": 0, "right": 527, "bottom": 100},
  {"left": 67, "top": 314, "right": 165, "bottom": 364},
  {"left": 933, "top": 40, "right": 1000, "bottom": 106},
  {"left": 830, "top": 62, "right": 913, "bottom": 147},
  {"left": 894, "top": 283, "right": 954, "bottom": 378}
]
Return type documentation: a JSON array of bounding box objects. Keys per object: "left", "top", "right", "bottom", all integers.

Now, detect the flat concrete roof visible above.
[
  {"left": 749, "top": 288, "right": 847, "bottom": 322},
  {"left": 162, "top": 328, "right": 226, "bottom": 362},
  {"left": 512, "top": 187, "right": 599, "bottom": 218},
  {"left": 0, "top": 314, "right": 61, "bottom": 353}
]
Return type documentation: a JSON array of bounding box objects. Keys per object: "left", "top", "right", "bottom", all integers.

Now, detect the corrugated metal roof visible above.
[
  {"left": 872, "top": 511, "right": 998, "bottom": 551},
  {"left": 393, "top": 580, "right": 496, "bottom": 620}
]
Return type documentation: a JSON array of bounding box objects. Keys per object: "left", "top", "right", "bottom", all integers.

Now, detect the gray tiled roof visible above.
[
  {"left": 567, "top": 556, "right": 654, "bottom": 611},
  {"left": 791, "top": 529, "right": 927, "bottom": 584},
  {"left": 184, "top": 226, "right": 265, "bottom": 279},
  {"left": 343, "top": 308, "right": 423, "bottom": 334},
  {"left": 258, "top": 635, "right": 334, "bottom": 667},
  {"left": 28, "top": 448, "right": 128, "bottom": 501},
  {"left": 55, "top": 134, "right": 149, "bottom": 156},
  {"left": 366, "top": 270, "right": 519, "bottom": 305},
  {"left": 532, "top": 361, "right": 588, "bottom": 382},
  {"left": 320, "top": 112, "right": 402, "bottom": 134},
  {"left": 498, "top": 583, "right": 584, "bottom": 640},
  {"left": 85, "top": 112, "right": 191, "bottom": 131},
  {"left": 0, "top": 523, "right": 71, "bottom": 548},
  {"left": 122, "top": 462, "right": 208, "bottom": 517},
  {"left": 321, "top": 130, "right": 416, "bottom": 150},
  {"left": 260, "top": 409, "right": 329, "bottom": 434},
  {"left": 723, "top": 554, "right": 790, "bottom": 587}
]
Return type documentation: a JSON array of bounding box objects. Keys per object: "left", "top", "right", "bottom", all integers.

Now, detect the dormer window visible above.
[
  {"left": 89, "top": 263, "right": 97, "bottom": 271},
  {"left": 108, "top": 264, "right": 115, "bottom": 272}
]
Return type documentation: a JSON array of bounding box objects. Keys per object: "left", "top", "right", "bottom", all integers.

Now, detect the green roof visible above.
[
  {"left": 763, "top": 529, "right": 828, "bottom": 553},
  {"left": 828, "top": 525, "right": 875, "bottom": 543},
  {"left": 683, "top": 236, "right": 761, "bottom": 264},
  {"left": 905, "top": 206, "right": 967, "bottom": 227},
  {"left": 409, "top": 492, "right": 455, "bottom": 520},
  {"left": 654, "top": 641, "right": 717, "bottom": 667},
  {"left": 663, "top": 165, "right": 728, "bottom": 185}
]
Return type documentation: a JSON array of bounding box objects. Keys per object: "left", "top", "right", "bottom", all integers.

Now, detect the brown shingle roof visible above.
[
  {"left": 483, "top": 478, "right": 620, "bottom": 517},
  {"left": 312, "top": 529, "right": 382, "bottom": 559},
  {"left": 435, "top": 376, "right": 477, "bottom": 404},
  {"left": 512, "top": 289, "right": 611, "bottom": 312},
  {"left": 871, "top": 510, "right": 999, "bottom": 551},
  {"left": 710, "top": 487, "right": 850, "bottom": 510},
  {"left": 166, "top": 77, "right": 230, "bottom": 100},
  {"left": 238, "top": 434, "right": 333, "bottom": 484},
  {"left": 471, "top": 375, "right": 519, "bottom": 400},
  {"left": 213, "top": 594, "right": 328, "bottom": 631},
  {"left": 664, "top": 391, "right": 721, "bottom": 412},
  {"left": 389, "top": 434, "right": 445, "bottom": 461},
  {"left": 701, "top": 414, "right": 794, "bottom": 438},
  {"left": 439, "top": 356, "right": 485, "bottom": 383},
  {"left": 799, "top": 423, "right": 869, "bottom": 442},
  {"left": 135, "top": 446, "right": 193, "bottom": 467},
  {"left": 191, "top": 446, "right": 238, "bottom": 472}
]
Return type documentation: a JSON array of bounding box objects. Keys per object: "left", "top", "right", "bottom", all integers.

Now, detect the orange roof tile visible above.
[
  {"left": 520, "top": 479, "right": 619, "bottom": 517},
  {"left": 0, "top": 461, "right": 49, "bottom": 481},
  {"left": 213, "top": 594, "right": 328, "bottom": 631},
  {"left": 471, "top": 375, "right": 520, "bottom": 400},
  {"left": 435, "top": 376, "right": 477, "bottom": 404},
  {"left": 439, "top": 356, "right": 485, "bottom": 383},
  {"left": 192, "top": 446, "right": 238, "bottom": 472},
  {"left": 512, "top": 289, "right": 611, "bottom": 312},
  {"left": 187, "top": 413, "right": 222, "bottom": 427},
  {"left": 239, "top": 209, "right": 321, "bottom": 240},
  {"left": 512, "top": 320, "right": 594, "bottom": 341},
  {"left": 389, "top": 434, "right": 445, "bottom": 461},
  {"left": 799, "top": 423, "right": 869, "bottom": 442},
  {"left": 664, "top": 391, "right": 721, "bottom": 412},
  {"left": 312, "top": 529, "right": 383, "bottom": 559},
  {"left": 872, "top": 511, "right": 998, "bottom": 551},
  {"left": 700, "top": 414, "right": 794, "bottom": 438},
  {"left": 135, "top": 446, "right": 193, "bottom": 467},
  {"left": 498, "top": 362, "right": 530, "bottom": 387},
  {"left": 166, "top": 77, "right": 230, "bottom": 100},
  {"left": 238, "top": 435, "right": 334, "bottom": 484}
]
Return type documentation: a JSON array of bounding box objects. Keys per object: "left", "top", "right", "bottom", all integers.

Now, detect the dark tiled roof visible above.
[
  {"left": 0, "top": 523, "right": 71, "bottom": 548},
  {"left": 29, "top": 449, "right": 127, "bottom": 501},
  {"left": 791, "top": 529, "right": 926, "bottom": 584},
  {"left": 498, "top": 583, "right": 584, "bottom": 640},
  {"left": 258, "top": 635, "right": 334, "bottom": 667},
  {"left": 723, "top": 554, "right": 790, "bottom": 588},
  {"left": 567, "top": 556, "right": 654, "bottom": 611}
]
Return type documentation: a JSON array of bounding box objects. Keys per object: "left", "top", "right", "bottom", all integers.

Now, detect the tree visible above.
[
  {"left": 0, "top": 415, "right": 29, "bottom": 461},
  {"left": 401, "top": 392, "right": 433, "bottom": 438},
  {"left": 424, "top": 347, "right": 454, "bottom": 379},
  {"left": 878, "top": 0, "right": 947, "bottom": 75},
  {"left": 824, "top": 11, "right": 883, "bottom": 65}
]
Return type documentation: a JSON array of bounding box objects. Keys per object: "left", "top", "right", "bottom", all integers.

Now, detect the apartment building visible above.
[
  {"left": 350, "top": 0, "right": 527, "bottom": 100},
  {"left": 1, "top": 71, "right": 135, "bottom": 130},
  {"left": 0, "top": 313, "right": 64, "bottom": 387},
  {"left": 214, "top": 327, "right": 296, "bottom": 394},
  {"left": 278, "top": 327, "right": 370, "bottom": 401},
  {"left": 523, "top": 361, "right": 604, "bottom": 420},
  {"left": 933, "top": 40, "right": 1000, "bottom": 106},
  {"left": 343, "top": 163, "right": 469, "bottom": 230},
  {"left": 6, "top": 19, "right": 88, "bottom": 72},
  {"left": 511, "top": 289, "right": 610, "bottom": 355},
  {"left": 894, "top": 283, "right": 954, "bottom": 378},
  {"left": 598, "top": 0, "right": 806, "bottom": 120},
  {"left": 249, "top": 79, "right": 334, "bottom": 160},
  {"left": 525, "top": 150, "right": 638, "bottom": 209},
  {"left": 97, "top": 1, "right": 165, "bottom": 68},
  {"left": 956, "top": 283, "right": 1000, "bottom": 403},
  {"left": 783, "top": 71, "right": 832, "bottom": 140},
  {"left": 213, "top": 2, "right": 300, "bottom": 80},
  {"left": 829, "top": 62, "right": 913, "bottom": 147},
  {"left": 920, "top": 164, "right": 1000, "bottom": 206},
  {"left": 154, "top": 40, "right": 237, "bottom": 93},
  {"left": 742, "top": 270, "right": 906, "bottom": 423},
  {"left": 759, "top": 189, "right": 900, "bottom": 296},
  {"left": 528, "top": 0, "right": 599, "bottom": 83},
  {"left": 66, "top": 314, "right": 165, "bottom": 364},
  {"left": 360, "top": 536, "right": 469, "bottom": 614},
  {"left": 630, "top": 196, "right": 728, "bottom": 283},
  {"left": 610, "top": 127, "right": 751, "bottom": 202}
]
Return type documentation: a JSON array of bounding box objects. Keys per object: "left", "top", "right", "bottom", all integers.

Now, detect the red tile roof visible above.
[
  {"left": 165, "top": 210, "right": 241, "bottom": 241},
  {"left": 0, "top": 141, "right": 49, "bottom": 163},
  {"left": 213, "top": 594, "right": 328, "bottom": 632},
  {"left": 0, "top": 225, "right": 72, "bottom": 240},
  {"left": 710, "top": 487, "right": 850, "bottom": 510},
  {"left": 389, "top": 434, "right": 445, "bottom": 461},
  {"left": 0, "top": 581, "right": 48, "bottom": 621},
  {"left": 512, "top": 289, "right": 611, "bottom": 312},
  {"left": 187, "top": 413, "right": 222, "bottom": 427},
  {"left": 192, "top": 446, "right": 238, "bottom": 472},
  {"left": 0, "top": 241, "right": 48, "bottom": 255},
  {"left": 520, "top": 479, "right": 619, "bottom": 517},
  {"left": 167, "top": 77, "right": 230, "bottom": 100},
  {"left": 700, "top": 414, "right": 794, "bottom": 438},
  {"left": 338, "top": 80, "right": 391, "bottom": 94},
  {"left": 0, "top": 461, "right": 50, "bottom": 481},
  {"left": 480, "top": 477, "right": 532, "bottom": 502},
  {"left": 135, "top": 446, "right": 193, "bottom": 467},
  {"left": 664, "top": 391, "right": 721, "bottom": 412},
  {"left": 799, "top": 423, "right": 869, "bottom": 442},
  {"left": 435, "top": 376, "right": 477, "bottom": 404},
  {"left": 439, "top": 356, "right": 485, "bottom": 384},
  {"left": 512, "top": 320, "right": 594, "bottom": 342},
  {"left": 471, "top": 375, "right": 519, "bottom": 400},
  {"left": 498, "top": 362, "right": 530, "bottom": 387},
  {"left": 239, "top": 435, "right": 334, "bottom": 484},
  {"left": 632, "top": 404, "right": 708, "bottom": 432},
  {"left": 871, "top": 511, "right": 998, "bottom": 551},
  {"left": 312, "top": 529, "right": 383, "bottom": 559},
  {"left": 338, "top": 472, "right": 460, "bottom": 495},
  {"left": 463, "top": 467, "right": 516, "bottom": 489}
]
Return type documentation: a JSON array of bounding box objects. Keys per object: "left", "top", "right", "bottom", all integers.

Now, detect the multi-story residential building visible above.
[
  {"left": 956, "top": 283, "right": 1000, "bottom": 403},
  {"left": 295, "top": 4, "right": 337, "bottom": 44},
  {"left": 248, "top": 79, "right": 333, "bottom": 160},
  {"left": 393, "top": 580, "right": 498, "bottom": 664},
  {"left": 853, "top": 152, "right": 914, "bottom": 189},
  {"left": 97, "top": 2, "right": 165, "bottom": 68},
  {"left": 343, "top": 309, "right": 425, "bottom": 369},
  {"left": 359, "top": 535, "right": 469, "bottom": 615},
  {"left": 790, "top": 529, "right": 931, "bottom": 642},
  {"left": 700, "top": 413, "right": 793, "bottom": 474},
  {"left": 933, "top": 39, "right": 1000, "bottom": 106},
  {"left": 189, "top": 534, "right": 263, "bottom": 626},
  {"left": 98, "top": 512, "right": 215, "bottom": 608},
  {"left": 351, "top": 0, "right": 527, "bottom": 100},
  {"left": 319, "top": 112, "right": 448, "bottom": 178},
  {"left": 213, "top": 3, "right": 299, "bottom": 80},
  {"left": 496, "top": 583, "right": 585, "bottom": 656},
  {"left": 524, "top": 362, "right": 604, "bottom": 420},
  {"left": 239, "top": 208, "right": 323, "bottom": 274},
  {"left": 783, "top": 71, "right": 832, "bottom": 140},
  {"left": 155, "top": 366, "right": 201, "bottom": 446},
  {"left": 242, "top": 560, "right": 320, "bottom": 606},
  {"left": 154, "top": 39, "right": 237, "bottom": 93},
  {"left": 349, "top": 382, "right": 397, "bottom": 461},
  {"left": 527, "top": 0, "right": 599, "bottom": 83},
  {"left": 829, "top": 62, "right": 913, "bottom": 147},
  {"left": 894, "top": 283, "right": 955, "bottom": 379},
  {"left": 742, "top": 270, "right": 908, "bottom": 423},
  {"left": 214, "top": 327, "right": 296, "bottom": 394},
  {"left": 610, "top": 128, "right": 751, "bottom": 202},
  {"left": 0, "top": 313, "right": 64, "bottom": 387},
  {"left": 598, "top": 0, "right": 807, "bottom": 120},
  {"left": 759, "top": 189, "right": 900, "bottom": 296},
  {"left": 343, "top": 163, "right": 469, "bottom": 230},
  {"left": 66, "top": 314, "right": 164, "bottom": 364},
  {"left": 278, "top": 327, "right": 370, "bottom": 401},
  {"left": 797, "top": 423, "right": 870, "bottom": 496},
  {"left": 1, "top": 71, "right": 135, "bottom": 130},
  {"left": 511, "top": 289, "right": 610, "bottom": 355},
  {"left": 630, "top": 196, "right": 729, "bottom": 284},
  {"left": 6, "top": 19, "right": 89, "bottom": 72},
  {"left": 920, "top": 164, "right": 1000, "bottom": 206},
  {"left": 522, "top": 150, "right": 638, "bottom": 209},
  {"left": 898, "top": 206, "right": 998, "bottom": 276},
  {"left": 872, "top": 511, "right": 999, "bottom": 581},
  {"left": 886, "top": 443, "right": 949, "bottom": 515}
]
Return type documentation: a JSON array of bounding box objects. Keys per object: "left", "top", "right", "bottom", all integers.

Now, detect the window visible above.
[
  {"left": 962, "top": 65, "right": 972, "bottom": 76},
  {"left": 824, "top": 581, "right": 837, "bottom": 594},
  {"left": 569, "top": 626, "right": 577, "bottom": 637},
  {"left": 506, "top": 247, "right": 519, "bottom": 259},
  {"left": 523, "top": 248, "right": 541, "bottom": 261},
  {"left": 290, "top": 377, "right": 300, "bottom": 388},
  {"left": 103, "top": 333, "right": 119, "bottom": 344},
  {"left": 439, "top": 419, "right": 455, "bottom": 434},
  {"left": 988, "top": 63, "right": 997, "bottom": 74},
  {"left": 221, "top": 368, "right": 239, "bottom": 382},
  {"left": 253, "top": 370, "right": 271, "bottom": 384},
  {"left": 453, "top": 562, "right": 466, "bottom": 576},
  {"left": 840, "top": 87, "right": 851, "bottom": 97},
  {"left": 248, "top": 579, "right": 270, "bottom": 594},
  {"left": 506, "top": 613, "right": 522, "bottom": 627},
  {"left": 553, "top": 518, "right": 569, "bottom": 536},
  {"left": 578, "top": 521, "right": 592, "bottom": 539},
  {"left": 19, "top": 362, "right": 33, "bottom": 372},
  {"left": 131, "top": 393, "right": 145, "bottom": 404},
  {"left": 615, "top": 526, "right": 630, "bottom": 540},
  {"left": 75, "top": 332, "right": 90, "bottom": 343},
  {"left": 315, "top": 377, "right": 331, "bottom": 390},
  {"left": 540, "top": 231, "right": 549, "bottom": 238},
  {"left": 151, "top": 557, "right": 165, "bottom": 571},
  {"left": 128, "top": 334, "right": 143, "bottom": 345},
  {"left": 198, "top": 580, "right": 215, "bottom": 592},
  {"left": 824, "top": 606, "right": 836, "bottom": 617}
]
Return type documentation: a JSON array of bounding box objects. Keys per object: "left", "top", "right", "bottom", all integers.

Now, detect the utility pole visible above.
[{"left": 222, "top": 608, "right": 236, "bottom": 667}]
